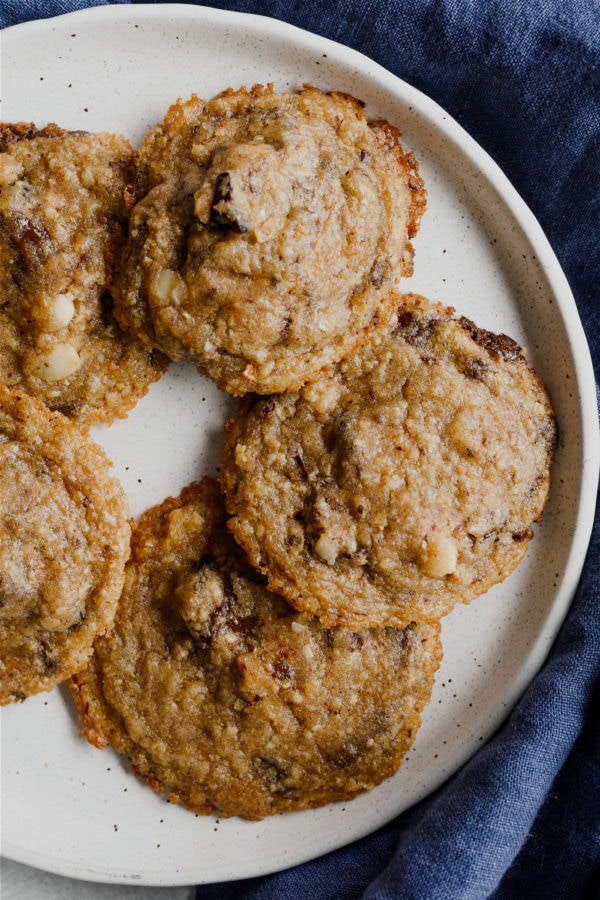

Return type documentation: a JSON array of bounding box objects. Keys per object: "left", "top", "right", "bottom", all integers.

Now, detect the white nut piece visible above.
[
  {"left": 419, "top": 531, "right": 458, "bottom": 579},
  {"left": 152, "top": 268, "right": 184, "bottom": 306},
  {"left": 47, "top": 292, "right": 76, "bottom": 331},
  {"left": 314, "top": 533, "right": 338, "bottom": 566},
  {"left": 33, "top": 343, "right": 82, "bottom": 382}
]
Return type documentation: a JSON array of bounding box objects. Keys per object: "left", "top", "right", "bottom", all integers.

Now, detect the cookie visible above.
[
  {"left": 0, "top": 386, "right": 131, "bottom": 704},
  {"left": 70, "top": 479, "right": 441, "bottom": 819},
  {"left": 222, "top": 294, "right": 557, "bottom": 629},
  {"left": 0, "top": 123, "right": 167, "bottom": 425},
  {"left": 116, "top": 84, "right": 426, "bottom": 395}
]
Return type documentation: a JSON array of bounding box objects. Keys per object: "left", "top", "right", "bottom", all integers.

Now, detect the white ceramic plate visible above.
[{"left": 1, "top": 4, "right": 598, "bottom": 888}]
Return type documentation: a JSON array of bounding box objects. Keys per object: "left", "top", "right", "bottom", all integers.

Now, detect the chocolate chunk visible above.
[
  {"left": 458, "top": 316, "right": 523, "bottom": 361},
  {"left": 210, "top": 173, "right": 248, "bottom": 232}
]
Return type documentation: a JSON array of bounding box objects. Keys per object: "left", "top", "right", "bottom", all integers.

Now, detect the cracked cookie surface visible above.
[
  {"left": 222, "top": 293, "right": 557, "bottom": 629},
  {"left": 0, "top": 386, "right": 130, "bottom": 704},
  {"left": 70, "top": 478, "right": 441, "bottom": 819},
  {"left": 116, "top": 84, "right": 425, "bottom": 395},
  {"left": 0, "top": 123, "right": 167, "bottom": 425}
]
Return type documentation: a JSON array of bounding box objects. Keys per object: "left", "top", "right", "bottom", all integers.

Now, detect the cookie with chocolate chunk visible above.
[
  {"left": 0, "top": 386, "right": 130, "bottom": 704},
  {"left": 221, "top": 293, "right": 556, "bottom": 629},
  {"left": 0, "top": 123, "right": 167, "bottom": 425},
  {"left": 116, "top": 84, "right": 426, "bottom": 395},
  {"left": 70, "top": 478, "right": 441, "bottom": 819}
]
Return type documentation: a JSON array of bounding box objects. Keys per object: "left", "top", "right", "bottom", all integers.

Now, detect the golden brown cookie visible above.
[
  {"left": 0, "top": 386, "right": 131, "bottom": 704},
  {"left": 115, "top": 84, "right": 426, "bottom": 395},
  {"left": 70, "top": 479, "right": 441, "bottom": 819},
  {"left": 222, "top": 293, "right": 557, "bottom": 629},
  {"left": 0, "top": 123, "right": 167, "bottom": 425}
]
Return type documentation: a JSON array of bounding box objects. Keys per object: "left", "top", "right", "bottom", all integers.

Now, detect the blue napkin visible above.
[{"left": 2, "top": 2, "right": 599, "bottom": 897}]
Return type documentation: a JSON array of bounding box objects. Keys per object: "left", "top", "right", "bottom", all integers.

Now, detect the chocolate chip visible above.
[
  {"left": 394, "top": 311, "right": 435, "bottom": 345},
  {"left": 271, "top": 656, "right": 293, "bottom": 681},
  {"left": 37, "top": 640, "right": 59, "bottom": 674},
  {"left": 462, "top": 357, "right": 488, "bottom": 379},
  {"left": 210, "top": 173, "right": 248, "bottom": 232},
  {"left": 369, "top": 259, "right": 389, "bottom": 287},
  {"left": 458, "top": 316, "right": 522, "bottom": 361},
  {"left": 1, "top": 210, "right": 55, "bottom": 269},
  {"left": 331, "top": 742, "right": 361, "bottom": 768}
]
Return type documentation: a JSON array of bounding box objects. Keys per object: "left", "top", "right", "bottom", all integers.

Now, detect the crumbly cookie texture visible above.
[
  {"left": 0, "top": 386, "right": 131, "bottom": 704},
  {"left": 70, "top": 479, "right": 441, "bottom": 820},
  {"left": 0, "top": 123, "right": 167, "bottom": 425},
  {"left": 222, "top": 293, "right": 557, "bottom": 629},
  {"left": 115, "top": 84, "right": 426, "bottom": 395}
]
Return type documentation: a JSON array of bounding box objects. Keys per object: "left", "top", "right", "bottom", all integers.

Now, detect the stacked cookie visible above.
[{"left": 0, "top": 85, "right": 555, "bottom": 820}]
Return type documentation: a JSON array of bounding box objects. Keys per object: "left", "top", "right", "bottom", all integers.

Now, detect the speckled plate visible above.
[{"left": 1, "top": 3, "right": 598, "bottom": 888}]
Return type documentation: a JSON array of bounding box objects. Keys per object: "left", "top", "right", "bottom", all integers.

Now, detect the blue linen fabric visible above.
[{"left": 2, "top": 1, "right": 599, "bottom": 897}]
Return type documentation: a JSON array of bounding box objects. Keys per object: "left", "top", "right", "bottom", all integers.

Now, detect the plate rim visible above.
[{"left": 1, "top": 2, "right": 599, "bottom": 887}]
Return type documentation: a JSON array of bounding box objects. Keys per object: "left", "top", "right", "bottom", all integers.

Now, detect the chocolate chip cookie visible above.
[
  {"left": 222, "top": 293, "right": 556, "bottom": 629},
  {"left": 70, "top": 478, "right": 441, "bottom": 819},
  {"left": 0, "top": 123, "right": 167, "bottom": 425},
  {"left": 116, "top": 84, "right": 426, "bottom": 395},
  {"left": 0, "top": 386, "right": 131, "bottom": 704}
]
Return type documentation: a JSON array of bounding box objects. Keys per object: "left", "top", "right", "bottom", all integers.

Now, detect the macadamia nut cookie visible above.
[
  {"left": 116, "top": 84, "right": 426, "bottom": 395},
  {"left": 222, "top": 294, "right": 556, "bottom": 629},
  {"left": 70, "top": 479, "right": 441, "bottom": 819},
  {"left": 0, "top": 386, "right": 130, "bottom": 704},
  {"left": 0, "top": 123, "right": 167, "bottom": 425}
]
